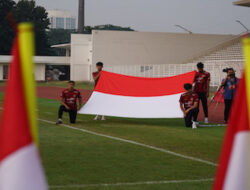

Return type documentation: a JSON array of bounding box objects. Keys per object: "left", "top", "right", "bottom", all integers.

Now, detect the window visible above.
[
  {"left": 71, "top": 18, "right": 76, "bottom": 29},
  {"left": 66, "top": 18, "right": 76, "bottom": 29},
  {"left": 66, "top": 18, "right": 71, "bottom": 29},
  {"left": 56, "top": 17, "right": 64, "bottom": 29},
  {"left": 50, "top": 17, "right": 54, "bottom": 28},
  {"left": 3, "top": 65, "right": 9, "bottom": 80}
]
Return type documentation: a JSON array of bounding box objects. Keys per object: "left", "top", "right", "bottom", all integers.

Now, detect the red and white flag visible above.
[
  {"left": 213, "top": 38, "right": 250, "bottom": 190},
  {"left": 79, "top": 71, "right": 196, "bottom": 118},
  {"left": 0, "top": 23, "right": 48, "bottom": 190}
]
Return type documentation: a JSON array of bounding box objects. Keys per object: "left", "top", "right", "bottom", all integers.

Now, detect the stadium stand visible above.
[{"left": 104, "top": 34, "right": 246, "bottom": 87}]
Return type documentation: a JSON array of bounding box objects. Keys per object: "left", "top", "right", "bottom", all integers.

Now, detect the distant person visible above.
[
  {"left": 179, "top": 83, "right": 199, "bottom": 128},
  {"left": 221, "top": 68, "right": 239, "bottom": 123},
  {"left": 92, "top": 62, "right": 106, "bottom": 121},
  {"left": 194, "top": 62, "right": 210, "bottom": 124},
  {"left": 56, "top": 81, "right": 82, "bottom": 125}
]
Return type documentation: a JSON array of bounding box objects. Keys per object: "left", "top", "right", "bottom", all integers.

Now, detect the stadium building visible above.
[
  {"left": 0, "top": 1, "right": 248, "bottom": 86},
  {"left": 0, "top": 30, "right": 246, "bottom": 86},
  {"left": 60, "top": 30, "right": 245, "bottom": 87},
  {"left": 47, "top": 10, "right": 76, "bottom": 30}
]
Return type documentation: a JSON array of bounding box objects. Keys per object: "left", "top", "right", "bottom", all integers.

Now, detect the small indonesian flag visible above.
[
  {"left": 213, "top": 37, "right": 250, "bottom": 190},
  {"left": 0, "top": 23, "right": 48, "bottom": 190},
  {"left": 79, "top": 71, "right": 196, "bottom": 118}
]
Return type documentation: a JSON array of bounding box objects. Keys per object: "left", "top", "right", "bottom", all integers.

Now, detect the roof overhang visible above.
[
  {"left": 51, "top": 43, "right": 71, "bottom": 49},
  {"left": 233, "top": 0, "right": 250, "bottom": 7},
  {"left": 0, "top": 56, "right": 70, "bottom": 65}
]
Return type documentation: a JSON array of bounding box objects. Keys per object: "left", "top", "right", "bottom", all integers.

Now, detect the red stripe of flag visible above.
[
  {"left": 0, "top": 39, "right": 32, "bottom": 162},
  {"left": 213, "top": 74, "right": 249, "bottom": 190},
  {"left": 95, "top": 70, "right": 196, "bottom": 97}
]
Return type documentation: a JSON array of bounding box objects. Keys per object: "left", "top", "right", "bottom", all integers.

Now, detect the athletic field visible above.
[{"left": 1, "top": 83, "right": 226, "bottom": 190}]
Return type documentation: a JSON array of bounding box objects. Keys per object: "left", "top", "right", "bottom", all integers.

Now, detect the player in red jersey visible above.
[
  {"left": 56, "top": 81, "right": 82, "bottom": 124},
  {"left": 92, "top": 62, "right": 106, "bottom": 120},
  {"left": 193, "top": 62, "right": 210, "bottom": 124},
  {"left": 180, "top": 83, "right": 199, "bottom": 128}
]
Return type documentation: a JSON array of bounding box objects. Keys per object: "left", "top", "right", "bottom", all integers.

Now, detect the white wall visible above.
[
  {"left": 34, "top": 64, "right": 46, "bottom": 81},
  {"left": 0, "top": 55, "right": 70, "bottom": 81},
  {"left": 0, "top": 65, "right": 3, "bottom": 80},
  {"left": 70, "top": 34, "right": 92, "bottom": 81},
  {"left": 91, "top": 30, "right": 235, "bottom": 67}
]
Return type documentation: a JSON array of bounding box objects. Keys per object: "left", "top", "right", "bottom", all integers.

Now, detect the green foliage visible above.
[
  {"left": 47, "top": 29, "right": 77, "bottom": 56},
  {"left": 84, "top": 24, "right": 135, "bottom": 34},
  {"left": 0, "top": 0, "right": 51, "bottom": 55},
  {"left": 14, "top": 0, "right": 51, "bottom": 55},
  {"left": 0, "top": 0, "right": 15, "bottom": 55},
  {"left": 47, "top": 24, "right": 134, "bottom": 56},
  {"left": 47, "top": 29, "right": 77, "bottom": 45}
]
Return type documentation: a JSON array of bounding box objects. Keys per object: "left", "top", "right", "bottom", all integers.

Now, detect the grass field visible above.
[
  {"left": 35, "top": 96, "right": 225, "bottom": 190},
  {"left": 37, "top": 81, "right": 95, "bottom": 90},
  {"left": 0, "top": 88, "right": 225, "bottom": 189},
  {"left": 0, "top": 81, "right": 95, "bottom": 90}
]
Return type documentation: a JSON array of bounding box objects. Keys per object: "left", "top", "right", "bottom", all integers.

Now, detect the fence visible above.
[{"left": 100, "top": 60, "right": 244, "bottom": 87}]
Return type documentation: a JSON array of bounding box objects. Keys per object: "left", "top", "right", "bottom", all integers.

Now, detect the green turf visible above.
[
  {"left": 34, "top": 97, "right": 225, "bottom": 189},
  {"left": 0, "top": 81, "right": 95, "bottom": 90},
  {"left": 0, "top": 92, "right": 225, "bottom": 189},
  {"left": 36, "top": 81, "right": 94, "bottom": 90},
  {"left": 50, "top": 180, "right": 213, "bottom": 190}
]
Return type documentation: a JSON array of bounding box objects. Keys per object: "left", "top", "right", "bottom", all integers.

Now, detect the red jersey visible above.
[
  {"left": 194, "top": 71, "right": 210, "bottom": 93},
  {"left": 61, "top": 89, "right": 82, "bottom": 110},
  {"left": 92, "top": 71, "right": 100, "bottom": 86},
  {"left": 179, "top": 92, "right": 199, "bottom": 110}
]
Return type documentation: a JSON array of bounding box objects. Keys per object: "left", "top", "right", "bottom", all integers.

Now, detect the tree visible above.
[
  {"left": 47, "top": 25, "right": 135, "bottom": 56},
  {"left": 84, "top": 24, "right": 135, "bottom": 34},
  {"left": 47, "top": 29, "right": 77, "bottom": 56},
  {"left": 0, "top": 0, "right": 51, "bottom": 55},
  {"left": 0, "top": 0, "right": 16, "bottom": 55},
  {"left": 14, "top": 0, "right": 51, "bottom": 55}
]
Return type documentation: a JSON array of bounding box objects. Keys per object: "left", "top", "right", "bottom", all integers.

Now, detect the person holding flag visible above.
[
  {"left": 179, "top": 83, "right": 199, "bottom": 129},
  {"left": 194, "top": 62, "right": 210, "bottom": 124},
  {"left": 92, "top": 62, "right": 106, "bottom": 121}
]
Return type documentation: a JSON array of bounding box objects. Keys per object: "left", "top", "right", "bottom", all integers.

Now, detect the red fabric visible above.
[
  {"left": 0, "top": 39, "right": 32, "bottom": 162},
  {"left": 179, "top": 92, "right": 199, "bottom": 110},
  {"left": 60, "top": 89, "right": 82, "bottom": 110},
  {"left": 95, "top": 71, "right": 196, "bottom": 97},
  {"left": 213, "top": 74, "right": 249, "bottom": 190},
  {"left": 194, "top": 71, "right": 210, "bottom": 93},
  {"left": 213, "top": 88, "right": 224, "bottom": 103}
]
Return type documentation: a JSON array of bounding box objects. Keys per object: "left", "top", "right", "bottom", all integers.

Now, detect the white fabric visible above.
[
  {"left": 0, "top": 143, "right": 48, "bottom": 190},
  {"left": 223, "top": 132, "right": 249, "bottom": 190},
  {"left": 79, "top": 92, "right": 183, "bottom": 118}
]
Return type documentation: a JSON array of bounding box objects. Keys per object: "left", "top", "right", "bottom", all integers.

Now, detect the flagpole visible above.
[{"left": 18, "top": 23, "right": 39, "bottom": 145}]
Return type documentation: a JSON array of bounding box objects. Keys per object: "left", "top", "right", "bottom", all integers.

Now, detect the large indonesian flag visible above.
[
  {"left": 213, "top": 37, "right": 250, "bottom": 190},
  {"left": 0, "top": 23, "right": 48, "bottom": 189},
  {"left": 79, "top": 71, "right": 196, "bottom": 118}
]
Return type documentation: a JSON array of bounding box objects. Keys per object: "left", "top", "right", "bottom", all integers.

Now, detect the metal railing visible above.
[{"left": 100, "top": 60, "right": 244, "bottom": 87}]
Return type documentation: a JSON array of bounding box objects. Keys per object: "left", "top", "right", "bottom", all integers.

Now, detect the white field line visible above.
[
  {"left": 50, "top": 178, "right": 214, "bottom": 189},
  {"left": 44, "top": 112, "right": 53, "bottom": 115},
  {"left": 199, "top": 124, "right": 226, "bottom": 127},
  {"left": 39, "top": 119, "right": 217, "bottom": 166}
]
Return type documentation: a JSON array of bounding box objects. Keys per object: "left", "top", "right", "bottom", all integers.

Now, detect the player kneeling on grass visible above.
[
  {"left": 56, "top": 81, "right": 82, "bottom": 125},
  {"left": 179, "top": 83, "right": 199, "bottom": 129}
]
